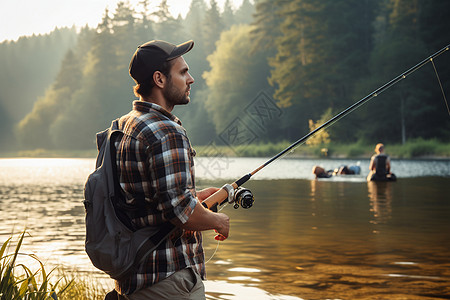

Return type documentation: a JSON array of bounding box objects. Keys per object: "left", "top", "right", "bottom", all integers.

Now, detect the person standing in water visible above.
[{"left": 367, "top": 143, "right": 396, "bottom": 181}]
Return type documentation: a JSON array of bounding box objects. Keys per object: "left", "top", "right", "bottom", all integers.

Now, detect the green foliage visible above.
[
  {"left": 0, "top": 27, "right": 77, "bottom": 151},
  {"left": 234, "top": 141, "right": 292, "bottom": 157},
  {"left": 202, "top": 0, "right": 225, "bottom": 55},
  {"left": 203, "top": 24, "right": 274, "bottom": 134},
  {"left": 387, "top": 138, "right": 449, "bottom": 158},
  {"left": 250, "top": 0, "right": 283, "bottom": 54},
  {"left": 0, "top": 231, "right": 113, "bottom": 299},
  {"left": 0, "top": 232, "right": 73, "bottom": 300},
  {"left": 183, "top": 0, "right": 209, "bottom": 90},
  {"left": 234, "top": 0, "right": 255, "bottom": 25},
  {"left": 306, "top": 108, "right": 332, "bottom": 146},
  {"left": 195, "top": 141, "right": 293, "bottom": 157},
  {"left": 345, "top": 146, "right": 366, "bottom": 158},
  {"left": 268, "top": 0, "right": 378, "bottom": 141},
  {"left": 53, "top": 273, "right": 106, "bottom": 300},
  {"left": 358, "top": 0, "right": 432, "bottom": 144},
  {"left": 1, "top": 0, "right": 449, "bottom": 154},
  {"left": 5, "top": 0, "right": 257, "bottom": 152}
]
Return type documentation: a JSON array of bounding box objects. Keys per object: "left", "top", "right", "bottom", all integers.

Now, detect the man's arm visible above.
[
  {"left": 197, "top": 187, "right": 220, "bottom": 202},
  {"left": 181, "top": 201, "right": 230, "bottom": 241},
  {"left": 369, "top": 157, "right": 375, "bottom": 171},
  {"left": 149, "top": 132, "right": 230, "bottom": 240}
]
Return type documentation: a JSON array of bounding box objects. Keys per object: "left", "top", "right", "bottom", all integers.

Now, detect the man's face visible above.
[{"left": 163, "top": 56, "right": 195, "bottom": 108}]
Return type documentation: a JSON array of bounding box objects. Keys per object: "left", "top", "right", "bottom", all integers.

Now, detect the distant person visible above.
[
  {"left": 367, "top": 143, "right": 396, "bottom": 181},
  {"left": 313, "top": 164, "right": 361, "bottom": 179},
  {"left": 333, "top": 164, "right": 361, "bottom": 175},
  {"left": 347, "top": 164, "right": 361, "bottom": 175},
  {"left": 312, "top": 165, "right": 333, "bottom": 179}
]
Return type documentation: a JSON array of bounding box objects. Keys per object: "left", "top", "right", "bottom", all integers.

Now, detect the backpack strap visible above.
[
  {"left": 108, "top": 129, "right": 136, "bottom": 231},
  {"left": 107, "top": 119, "right": 177, "bottom": 272}
]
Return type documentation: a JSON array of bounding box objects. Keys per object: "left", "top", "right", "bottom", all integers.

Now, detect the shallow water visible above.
[{"left": 0, "top": 158, "right": 449, "bottom": 299}]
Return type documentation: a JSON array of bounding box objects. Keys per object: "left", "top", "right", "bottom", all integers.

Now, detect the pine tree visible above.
[
  {"left": 112, "top": 1, "right": 138, "bottom": 58},
  {"left": 17, "top": 49, "right": 83, "bottom": 149},
  {"left": 251, "top": 0, "right": 284, "bottom": 53},
  {"left": 183, "top": 0, "right": 208, "bottom": 89},
  {"left": 268, "top": 0, "right": 377, "bottom": 141},
  {"left": 1, "top": 28, "right": 77, "bottom": 149},
  {"left": 203, "top": 25, "right": 276, "bottom": 136},
  {"left": 418, "top": 0, "right": 450, "bottom": 140},
  {"left": 153, "top": 0, "right": 184, "bottom": 43},
  {"left": 202, "top": 0, "right": 224, "bottom": 55},
  {"left": 136, "top": 0, "right": 155, "bottom": 42},
  {"left": 234, "top": 0, "right": 254, "bottom": 25},
  {"left": 48, "top": 8, "right": 125, "bottom": 149},
  {"left": 222, "top": 0, "right": 235, "bottom": 29},
  {"left": 361, "top": 0, "right": 430, "bottom": 143}
]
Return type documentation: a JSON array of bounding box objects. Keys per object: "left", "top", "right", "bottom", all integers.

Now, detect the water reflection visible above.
[
  {"left": 204, "top": 280, "right": 304, "bottom": 300},
  {"left": 1, "top": 158, "right": 450, "bottom": 299},
  {"left": 367, "top": 181, "right": 392, "bottom": 226}
]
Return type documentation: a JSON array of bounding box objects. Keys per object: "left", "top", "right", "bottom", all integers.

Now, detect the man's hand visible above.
[{"left": 196, "top": 187, "right": 230, "bottom": 240}]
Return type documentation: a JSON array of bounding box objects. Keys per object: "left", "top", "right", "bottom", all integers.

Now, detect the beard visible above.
[{"left": 163, "top": 77, "right": 190, "bottom": 108}]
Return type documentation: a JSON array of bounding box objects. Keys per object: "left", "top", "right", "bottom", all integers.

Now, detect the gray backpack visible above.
[{"left": 83, "top": 119, "right": 175, "bottom": 280}]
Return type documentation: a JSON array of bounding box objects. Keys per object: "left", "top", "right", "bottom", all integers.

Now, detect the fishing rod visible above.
[{"left": 202, "top": 43, "right": 450, "bottom": 211}]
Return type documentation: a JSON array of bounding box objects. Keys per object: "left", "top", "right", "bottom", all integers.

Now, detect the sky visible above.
[{"left": 0, "top": 0, "right": 244, "bottom": 43}]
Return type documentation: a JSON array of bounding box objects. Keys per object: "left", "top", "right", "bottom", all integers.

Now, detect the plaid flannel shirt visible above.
[{"left": 114, "top": 101, "right": 205, "bottom": 295}]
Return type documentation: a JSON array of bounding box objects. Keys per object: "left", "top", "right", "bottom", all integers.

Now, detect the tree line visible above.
[{"left": 0, "top": 0, "right": 449, "bottom": 152}]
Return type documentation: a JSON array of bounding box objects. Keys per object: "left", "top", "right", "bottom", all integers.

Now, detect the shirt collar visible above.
[{"left": 133, "top": 100, "right": 182, "bottom": 125}]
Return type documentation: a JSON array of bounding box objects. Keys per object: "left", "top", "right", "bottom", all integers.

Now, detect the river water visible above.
[{"left": 0, "top": 157, "right": 449, "bottom": 299}]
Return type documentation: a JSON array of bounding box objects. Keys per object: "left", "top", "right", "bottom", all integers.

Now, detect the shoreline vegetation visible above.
[
  {"left": 0, "top": 232, "right": 107, "bottom": 300},
  {"left": 1, "top": 139, "right": 449, "bottom": 160}
]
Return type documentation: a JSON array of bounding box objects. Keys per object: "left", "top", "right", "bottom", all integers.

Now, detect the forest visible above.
[{"left": 0, "top": 0, "right": 449, "bottom": 153}]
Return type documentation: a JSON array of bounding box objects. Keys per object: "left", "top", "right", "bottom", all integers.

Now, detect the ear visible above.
[{"left": 153, "top": 71, "right": 166, "bottom": 89}]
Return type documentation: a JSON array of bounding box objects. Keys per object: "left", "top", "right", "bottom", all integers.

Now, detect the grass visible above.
[
  {"left": 0, "top": 232, "right": 107, "bottom": 300},
  {"left": 387, "top": 138, "right": 450, "bottom": 159},
  {"left": 54, "top": 274, "right": 107, "bottom": 300}
]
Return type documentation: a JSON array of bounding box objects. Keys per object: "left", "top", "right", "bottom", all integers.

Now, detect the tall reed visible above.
[{"left": 0, "top": 231, "right": 72, "bottom": 300}]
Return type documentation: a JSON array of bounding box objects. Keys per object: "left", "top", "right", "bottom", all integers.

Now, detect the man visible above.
[{"left": 113, "top": 40, "right": 230, "bottom": 299}]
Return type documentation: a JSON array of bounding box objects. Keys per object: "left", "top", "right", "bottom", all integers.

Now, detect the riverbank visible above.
[
  {"left": 195, "top": 139, "right": 450, "bottom": 159},
  {"left": 1, "top": 139, "right": 449, "bottom": 159}
]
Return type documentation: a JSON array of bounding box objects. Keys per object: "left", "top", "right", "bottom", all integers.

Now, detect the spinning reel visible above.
[
  {"left": 232, "top": 187, "right": 254, "bottom": 209},
  {"left": 208, "top": 185, "right": 254, "bottom": 212}
]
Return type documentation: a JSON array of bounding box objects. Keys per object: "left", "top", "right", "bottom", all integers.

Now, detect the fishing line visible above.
[
  {"left": 205, "top": 202, "right": 228, "bottom": 264},
  {"left": 430, "top": 58, "right": 450, "bottom": 116},
  {"left": 206, "top": 43, "right": 450, "bottom": 261},
  {"left": 205, "top": 240, "right": 221, "bottom": 264},
  {"left": 172, "top": 230, "right": 220, "bottom": 265},
  {"left": 225, "top": 43, "right": 450, "bottom": 190}
]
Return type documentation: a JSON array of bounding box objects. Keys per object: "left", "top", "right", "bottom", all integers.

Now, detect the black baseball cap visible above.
[{"left": 129, "top": 40, "right": 194, "bottom": 84}]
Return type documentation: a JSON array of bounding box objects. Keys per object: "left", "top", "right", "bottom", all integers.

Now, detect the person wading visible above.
[{"left": 367, "top": 143, "right": 396, "bottom": 181}]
